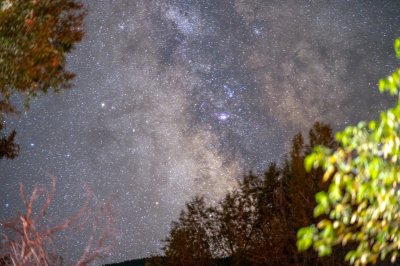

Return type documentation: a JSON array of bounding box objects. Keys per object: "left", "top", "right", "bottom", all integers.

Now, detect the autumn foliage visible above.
[
  {"left": 0, "top": 0, "right": 85, "bottom": 106},
  {"left": 0, "top": 0, "right": 86, "bottom": 159}
]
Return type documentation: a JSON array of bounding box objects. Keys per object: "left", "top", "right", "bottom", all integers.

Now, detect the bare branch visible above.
[{"left": 0, "top": 177, "right": 115, "bottom": 266}]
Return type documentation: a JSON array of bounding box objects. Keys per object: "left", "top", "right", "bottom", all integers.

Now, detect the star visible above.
[
  {"left": 217, "top": 112, "right": 230, "bottom": 121},
  {"left": 223, "top": 84, "right": 234, "bottom": 98},
  {"left": 253, "top": 28, "right": 262, "bottom": 35}
]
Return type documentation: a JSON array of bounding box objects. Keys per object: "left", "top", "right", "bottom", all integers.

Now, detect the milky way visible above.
[{"left": 1, "top": 0, "right": 400, "bottom": 263}]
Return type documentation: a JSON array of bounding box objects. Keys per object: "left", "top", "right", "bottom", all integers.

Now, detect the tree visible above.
[
  {"left": 0, "top": 0, "right": 86, "bottom": 159},
  {"left": 287, "top": 123, "right": 351, "bottom": 266},
  {"left": 161, "top": 123, "right": 345, "bottom": 266},
  {"left": 297, "top": 38, "right": 400, "bottom": 265},
  {"left": 254, "top": 164, "right": 291, "bottom": 265},
  {"left": 0, "top": 0, "right": 85, "bottom": 108},
  {"left": 288, "top": 123, "right": 337, "bottom": 231},
  {"left": 211, "top": 172, "right": 265, "bottom": 265},
  {"left": 163, "top": 196, "right": 213, "bottom": 266},
  {"left": 0, "top": 121, "right": 19, "bottom": 159}
]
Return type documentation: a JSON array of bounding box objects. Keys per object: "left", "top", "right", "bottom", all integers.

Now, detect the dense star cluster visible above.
[{"left": 1, "top": 0, "right": 400, "bottom": 264}]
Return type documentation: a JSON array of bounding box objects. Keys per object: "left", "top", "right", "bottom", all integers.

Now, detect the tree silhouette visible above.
[
  {"left": 0, "top": 121, "right": 19, "bottom": 159},
  {"left": 215, "top": 174, "right": 261, "bottom": 259},
  {"left": 163, "top": 196, "right": 213, "bottom": 266},
  {"left": 160, "top": 122, "right": 360, "bottom": 266},
  {"left": 288, "top": 123, "right": 337, "bottom": 231},
  {"left": 286, "top": 122, "right": 348, "bottom": 266}
]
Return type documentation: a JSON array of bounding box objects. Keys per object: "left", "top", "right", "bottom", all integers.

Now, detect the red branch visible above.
[{"left": 0, "top": 176, "right": 116, "bottom": 266}]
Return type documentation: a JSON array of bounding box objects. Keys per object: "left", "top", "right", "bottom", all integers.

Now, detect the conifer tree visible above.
[{"left": 164, "top": 196, "right": 213, "bottom": 266}]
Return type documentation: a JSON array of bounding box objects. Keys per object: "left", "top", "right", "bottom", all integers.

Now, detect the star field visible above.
[{"left": 1, "top": 0, "right": 400, "bottom": 264}]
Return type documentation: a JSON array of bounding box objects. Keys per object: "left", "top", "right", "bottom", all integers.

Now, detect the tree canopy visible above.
[
  {"left": 0, "top": 0, "right": 85, "bottom": 108},
  {"left": 0, "top": 0, "right": 85, "bottom": 159},
  {"left": 297, "top": 38, "right": 400, "bottom": 265}
]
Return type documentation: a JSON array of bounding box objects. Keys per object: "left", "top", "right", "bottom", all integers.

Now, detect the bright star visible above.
[{"left": 218, "top": 112, "right": 230, "bottom": 121}]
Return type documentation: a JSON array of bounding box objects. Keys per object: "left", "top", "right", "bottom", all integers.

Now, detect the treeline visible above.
[{"left": 146, "top": 122, "right": 393, "bottom": 266}]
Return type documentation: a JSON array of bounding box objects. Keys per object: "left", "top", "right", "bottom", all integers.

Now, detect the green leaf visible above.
[
  {"left": 369, "top": 120, "right": 376, "bottom": 130},
  {"left": 395, "top": 38, "right": 400, "bottom": 58},
  {"left": 305, "top": 153, "right": 316, "bottom": 172},
  {"left": 379, "top": 79, "right": 386, "bottom": 93},
  {"left": 318, "top": 244, "right": 332, "bottom": 257},
  {"left": 316, "top": 192, "right": 329, "bottom": 208},
  {"left": 297, "top": 226, "right": 316, "bottom": 251},
  {"left": 345, "top": 250, "right": 356, "bottom": 263}
]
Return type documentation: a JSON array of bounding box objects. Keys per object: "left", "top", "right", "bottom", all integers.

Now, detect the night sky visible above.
[{"left": 1, "top": 0, "right": 400, "bottom": 264}]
